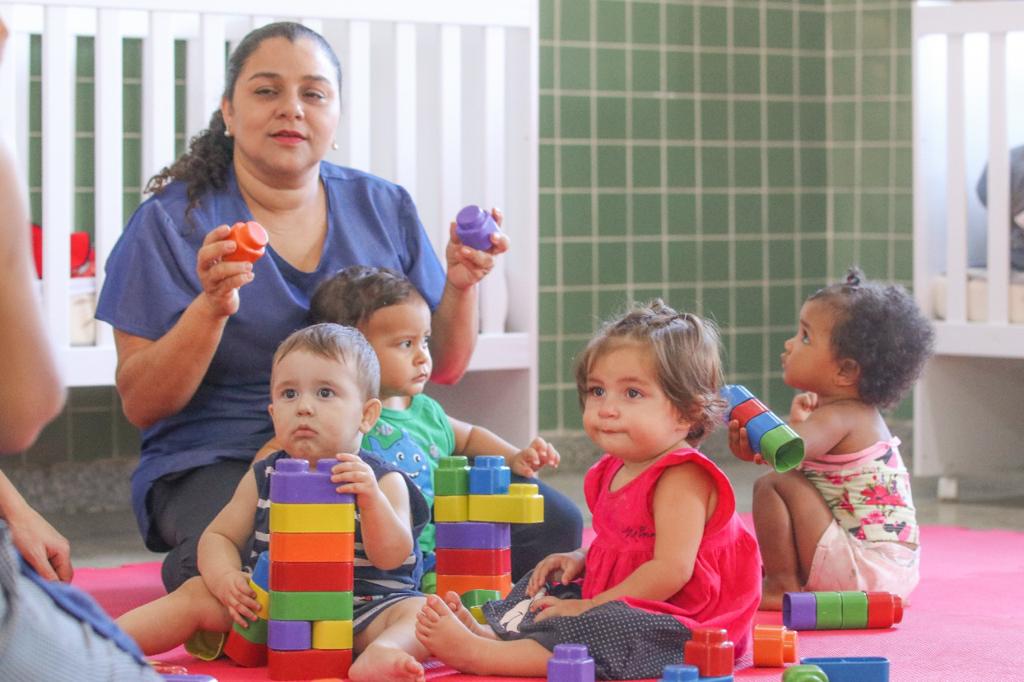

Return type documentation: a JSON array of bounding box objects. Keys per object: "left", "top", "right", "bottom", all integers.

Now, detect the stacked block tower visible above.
[
  {"left": 433, "top": 456, "right": 543, "bottom": 617},
  {"left": 224, "top": 458, "right": 356, "bottom": 680}
]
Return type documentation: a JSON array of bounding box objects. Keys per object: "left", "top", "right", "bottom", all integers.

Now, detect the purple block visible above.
[
  {"left": 434, "top": 522, "right": 511, "bottom": 549},
  {"left": 547, "top": 643, "right": 594, "bottom": 682},
  {"left": 270, "top": 458, "right": 354, "bottom": 504},
  {"left": 268, "top": 619, "right": 311, "bottom": 651},
  {"left": 455, "top": 205, "right": 499, "bottom": 251},
  {"left": 783, "top": 592, "right": 818, "bottom": 630},
  {"left": 468, "top": 455, "right": 511, "bottom": 495}
]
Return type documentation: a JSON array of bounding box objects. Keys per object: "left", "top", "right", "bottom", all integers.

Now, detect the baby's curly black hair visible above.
[{"left": 809, "top": 267, "right": 935, "bottom": 409}]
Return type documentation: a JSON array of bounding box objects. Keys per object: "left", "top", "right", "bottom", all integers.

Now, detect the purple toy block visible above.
[
  {"left": 783, "top": 592, "right": 818, "bottom": 630},
  {"left": 659, "top": 664, "right": 699, "bottom": 681},
  {"left": 547, "top": 643, "right": 594, "bottom": 682},
  {"left": 268, "top": 619, "right": 311, "bottom": 651},
  {"left": 251, "top": 550, "right": 270, "bottom": 590},
  {"left": 468, "top": 456, "right": 511, "bottom": 495},
  {"left": 455, "top": 205, "right": 500, "bottom": 251},
  {"left": 270, "top": 458, "right": 354, "bottom": 504},
  {"left": 434, "top": 522, "right": 511, "bottom": 550}
]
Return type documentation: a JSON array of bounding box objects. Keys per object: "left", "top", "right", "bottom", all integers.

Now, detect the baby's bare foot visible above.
[
  {"left": 441, "top": 591, "right": 497, "bottom": 640},
  {"left": 415, "top": 595, "right": 492, "bottom": 674},
  {"left": 348, "top": 642, "right": 425, "bottom": 682}
]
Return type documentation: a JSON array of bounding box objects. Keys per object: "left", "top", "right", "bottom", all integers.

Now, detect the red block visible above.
[
  {"left": 435, "top": 548, "right": 512, "bottom": 576},
  {"left": 731, "top": 397, "right": 768, "bottom": 426},
  {"left": 270, "top": 561, "right": 354, "bottom": 591},
  {"left": 683, "top": 627, "right": 734, "bottom": 678},
  {"left": 866, "top": 591, "right": 903, "bottom": 628},
  {"left": 268, "top": 647, "right": 352, "bottom": 681},
  {"left": 223, "top": 630, "right": 267, "bottom": 667}
]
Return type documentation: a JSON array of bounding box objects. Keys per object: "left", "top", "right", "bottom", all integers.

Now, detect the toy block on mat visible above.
[
  {"left": 435, "top": 494, "right": 470, "bottom": 522},
  {"left": 468, "top": 483, "right": 544, "bottom": 523},
  {"left": 223, "top": 629, "right": 267, "bottom": 667},
  {"left": 312, "top": 620, "right": 353, "bottom": 650},
  {"left": 783, "top": 591, "right": 903, "bottom": 630},
  {"left": 800, "top": 656, "right": 889, "bottom": 682},
  {"left": 752, "top": 624, "right": 798, "bottom": 667},
  {"left": 268, "top": 647, "right": 352, "bottom": 681},
  {"left": 782, "top": 665, "right": 829, "bottom": 681},
  {"left": 683, "top": 627, "right": 734, "bottom": 678},
  {"left": 270, "top": 560, "right": 354, "bottom": 592},
  {"left": 435, "top": 456, "right": 470, "bottom": 496},
  {"left": 436, "top": 547, "right": 511, "bottom": 575},
  {"left": 269, "top": 590, "right": 353, "bottom": 621},
  {"left": 436, "top": 572, "right": 512, "bottom": 597},
  {"left": 268, "top": 619, "right": 311, "bottom": 651},
  {"left": 269, "top": 502, "right": 355, "bottom": 533},
  {"left": 547, "top": 643, "right": 595, "bottom": 681},
  {"left": 270, "top": 531, "right": 354, "bottom": 562},
  {"left": 658, "top": 664, "right": 698, "bottom": 681},
  {"left": 435, "top": 521, "right": 510, "bottom": 549},
  {"left": 269, "top": 458, "right": 354, "bottom": 504},
  {"left": 468, "top": 455, "right": 511, "bottom": 495}
]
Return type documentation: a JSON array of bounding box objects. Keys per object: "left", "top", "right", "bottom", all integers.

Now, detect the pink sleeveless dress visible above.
[{"left": 582, "top": 448, "right": 762, "bottom": 655}]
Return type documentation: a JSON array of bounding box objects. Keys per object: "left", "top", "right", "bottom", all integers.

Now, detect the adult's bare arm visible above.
[
  {"left": 0, "top": 143, "right": 65, "bottom": 453},
  {"left": 114, "top": 225, "right": 254, "bottom": 428}
]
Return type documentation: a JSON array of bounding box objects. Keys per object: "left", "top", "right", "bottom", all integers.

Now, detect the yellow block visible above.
[
  {"left": 468, "top": 484, "right": 544, "bottom": 523},
  {"left": 269, "top": 503, "right": 355, "bottom": 533},
  {"left": 312, "top": 619, "right": 353, "bottom": 650},
  {"left": 469, "top": 605, "right": 487, "bottom": 624},
  {"left": 249, "top": 579, "right": 270, "bottom": 617},
  {"left": 434, "top": 495, "right": 469, "bottom": 522}
]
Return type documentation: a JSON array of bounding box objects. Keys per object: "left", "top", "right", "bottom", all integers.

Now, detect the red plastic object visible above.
[
  {"left": 731, "top": 397, "right": 768, "bottom": 426},
  {"left": 866, "top": 591, "right": 903, "bottom": 628},
  {"left": 222, "top": 630, "right": 267, "bottom": 667},
  {"left": 270, "top": 560, "right": 354, "bottom": 592},
  {"left": 435, "top": 548, "right": 512, "bottom": 576},
  {"left": 268, "top": 647, "right": 351, "bottom": 681},
  {"left": 223, "top": 221, "right": 268, "bottom": 262},
  {"left": 752, "top": 624, "right": 798, "bottom": 667},
  {"left": 31, "top": 224, "right": 95, "bottom": 278},
  {"left": 683, "top": 627, "right": 734, "bottom": 678}
]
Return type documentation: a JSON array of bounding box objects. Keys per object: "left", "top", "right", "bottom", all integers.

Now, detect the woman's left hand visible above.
[
  {"left": 531, "top": 596, "right": 596, "bottom": 623},
  {"left": 444, "top": 207, "right": 510, "bottom": 291}
]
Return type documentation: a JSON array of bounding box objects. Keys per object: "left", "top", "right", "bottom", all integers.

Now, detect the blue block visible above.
[
  {"left": 251, "top": 551, "right": 270, "bottom": 590},
  {"left": 468, "top": 456, "right": 511, "bottom": 495},
  {"left": 720, "top": 384, "right": 754, "bottom": 414},
  {"left": 800, "top": 656, "right": 889, "bottom": 682},
  {"left": 744, "top": 410, "right": 784, "bottom": 451},
  {"left": 659, "top": 664, "right": 699, "bottom": 681}
]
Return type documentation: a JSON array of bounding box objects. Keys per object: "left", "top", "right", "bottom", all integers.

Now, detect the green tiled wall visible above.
[
  {"left": 21, "top": 0, "right": 913, "bottom": 462},
  {"left": 538, "top": 0, "right": 913, "bottom": 435}
]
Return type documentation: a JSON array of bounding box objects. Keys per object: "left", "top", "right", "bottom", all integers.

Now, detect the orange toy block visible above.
[
  {"left": 268, "top": 647, "right": 352, "bottom": 681},
  {"left": 270, "top": 560, "right": 354, "bottom": 592},
  {"left": 436, "top": 572, "right": 512, "bottom": 598},
  {"left": 683, "top": 627, "right": 734, "bottom": 678},
  {"left": 436, "top": 548, "right": 511, "bottom": 576},
  {"left": 269, "top": 532, "right": 354, "bottom": 563},
  {"left": 752, "top": 624, "right": 798, "bottom": 667}
]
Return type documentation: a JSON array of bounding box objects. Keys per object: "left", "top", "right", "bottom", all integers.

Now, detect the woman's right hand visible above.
[
  {"left": 197, "top": 225, "right": 255, "bottom": 318},
  {"left": 526, "top": 549, "right": 586, "bottom": 597},
  {"left": 210, "top": 568, "right": 261, "bottom": 628}
]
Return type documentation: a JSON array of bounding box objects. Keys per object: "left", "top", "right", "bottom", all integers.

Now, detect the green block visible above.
[
  {"left": 232, "top": 617, "right": 268, "bottom": 644},
  {"left": 460, "top": 589, "right": 500, "bottom": 609},
  {"left": 815, "top": 591, "right": 843, "bottom": 629},
  {"left": 270, "top": 590, "right": 353, "bottom": 621},
  {"left": 840, "top": 591, "right": 869, "bottom": 629},
  {"left": 435, "top": 456, "right": 470, "bottom": 496},
  {"left": 760, "top": 424, "right": 805, "bottom": 472},
  {"left": 782, "top": 664, "right": 829, "bottom": 682}
]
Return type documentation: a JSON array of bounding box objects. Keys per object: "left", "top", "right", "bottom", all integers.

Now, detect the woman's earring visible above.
[
  {"left": 331, "top": 141, "right": 339, "bottom": 150},
  {"left": 224, "top": 126, "right": 232, "bottom": 138}
]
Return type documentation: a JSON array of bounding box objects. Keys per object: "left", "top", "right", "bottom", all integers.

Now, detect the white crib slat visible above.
[
  {"left": 41, "top": 6, "right": 74, "bottom": 351},
  {"left": 394, "top": 22, "right": 417, "bottom": 196},
  {"left": 187, "top": 14, "right": 226, "bottom": 140},
  {"left": 945, "top": 34, "right": 968, "bottom": 324},
  {"left": 438, "top": 24, "right": 463, "bottom": 256},
  {"left": 143, "top": 11, "right": 176, "bottom": 183},
  {"left": 986, "top": 33, "right": 1010, "bottom": 326},
  {"left": 94, "top": 9, "right": 124, "bottom": 350},
  {"left": 342, "top": 20, "right": 371, "bottom": 171},
  {"left": 483, "top": 27, "right": 506, "bottom": 209}
]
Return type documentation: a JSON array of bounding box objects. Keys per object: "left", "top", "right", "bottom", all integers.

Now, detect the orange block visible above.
[
  {"left": 269, "top": 532, "right": 354, "bottom": 563},
  {"left": 436, "top": 573, "right": 512, "bottom": 598}
]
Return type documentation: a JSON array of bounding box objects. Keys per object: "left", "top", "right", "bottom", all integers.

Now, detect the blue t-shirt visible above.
[{"left": 95, "top": 162, "right": 446, "bottom": 548}]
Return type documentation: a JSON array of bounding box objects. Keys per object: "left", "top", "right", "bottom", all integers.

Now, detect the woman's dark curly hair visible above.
[
  {"left": 809, "top": 267, "right": 935, "bottom": 409},
  {"left": 573, "top": 299, "right": 727, "bottom": 445},
  {"left": 309, "top": 265, "right": 420, "bottom": 328},
  {"left": 145, "top": 22, "right": 342, "bottom": 218}
]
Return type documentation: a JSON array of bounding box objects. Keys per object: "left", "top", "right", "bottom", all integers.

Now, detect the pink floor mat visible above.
[{"left": 76, "top": 521, "right": 1024, "bottom": 681}]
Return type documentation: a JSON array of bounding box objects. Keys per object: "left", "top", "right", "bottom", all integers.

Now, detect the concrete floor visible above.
[{"left": 53, "top": 456, "right": 1024, "bottom": 570}]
